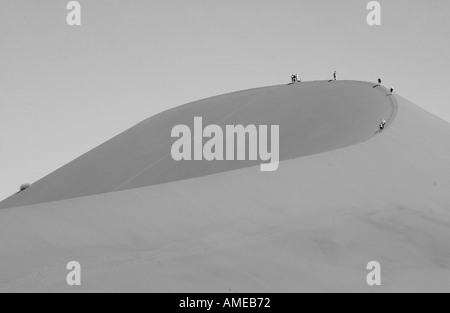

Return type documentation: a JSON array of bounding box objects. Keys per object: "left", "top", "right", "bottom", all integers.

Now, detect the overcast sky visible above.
[{"left": 1, "top": 0, "right": 450, "bottom": 202}]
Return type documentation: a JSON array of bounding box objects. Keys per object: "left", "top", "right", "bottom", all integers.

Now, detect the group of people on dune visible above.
[{"left": 289, "top": 72, "right": 394, "bottom": 132}]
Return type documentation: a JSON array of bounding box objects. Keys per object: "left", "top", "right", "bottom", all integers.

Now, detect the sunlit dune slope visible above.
[{"left": 1, "top": 83, "right": 450, "bottom": 292}]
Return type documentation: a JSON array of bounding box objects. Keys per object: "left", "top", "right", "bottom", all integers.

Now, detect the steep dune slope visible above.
[
  {"left": 0, "top": 81, "right": 394, "bottom": 209},
  {"left": 0, "top": 84, "right": 450, "bottom": 292}
]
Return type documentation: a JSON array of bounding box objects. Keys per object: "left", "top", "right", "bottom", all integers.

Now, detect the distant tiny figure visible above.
[
  {"left": 19, "top": 183, "right": 31, "bottom": 192},
  {"left": 373, "top": 78, "right": 382, "bottom": 88},
  {"left": 379, "top": 119, "right": 386, "bottom": 131},
  {"left": 291, "top": 74, "right": 300, "bottom": 84},
  {"left": 390, "top": 87, "right": 394, "bottom": 95},
  {"left": 333, "top": 71, "right": 337, "bottom": 81}
]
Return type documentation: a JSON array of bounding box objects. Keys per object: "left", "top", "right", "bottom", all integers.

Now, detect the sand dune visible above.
[
  {"left": 0, "top": 81, "right": 393, "bottom": 209},
  {"left": 1, "top": 81, "right": 450, "bottom": 292}
]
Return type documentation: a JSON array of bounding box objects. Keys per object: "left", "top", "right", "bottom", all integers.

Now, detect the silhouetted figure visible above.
[
  {"left": 333, "top": 71, "right": 337, "bottom": 81},
  {"left": 291, "top": 74, "right": 300, "bottom": 83},
  {"left": 379, "top": 119, "right": 386, "bottom": 131},
  {"left": 390, "top": 87, "right": 394, "bottom": 95},
  {"left": 373, "top": 78, "right": 382, "bottom": 88}
]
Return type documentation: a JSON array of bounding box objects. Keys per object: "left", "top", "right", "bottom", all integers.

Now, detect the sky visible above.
[{"left": 1, "top": 0, "right": 450, "bottom": 202}]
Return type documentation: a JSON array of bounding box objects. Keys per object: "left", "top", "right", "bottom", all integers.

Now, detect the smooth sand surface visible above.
[{"left": 1, "top": 81, "right": 449, "bottom": 292}]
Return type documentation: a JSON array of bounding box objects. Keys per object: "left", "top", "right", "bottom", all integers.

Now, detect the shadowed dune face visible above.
[{"left": 0, "top": 81, "right": 394, "bottom": 209}]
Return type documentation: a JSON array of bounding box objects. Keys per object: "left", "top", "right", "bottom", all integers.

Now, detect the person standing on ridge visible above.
[
  {"left": 333, "top": 71, "right": 337, "bottom": 81},
  {"left": 390, "top": 87, "right": 394, "bottom": 95},
  {"left": 291, "top": 74, "right": 296, "bottom": 84},
  {"left": 373, "top": 78, "right": 382, "bottom": 88}
]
